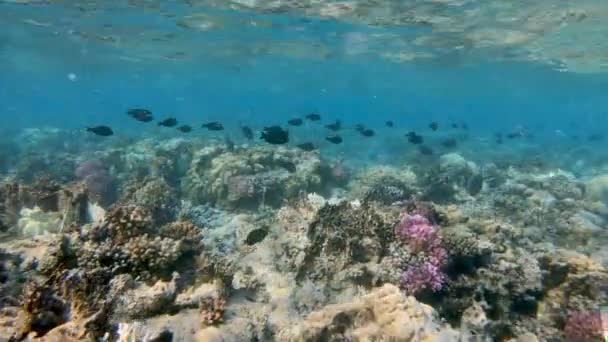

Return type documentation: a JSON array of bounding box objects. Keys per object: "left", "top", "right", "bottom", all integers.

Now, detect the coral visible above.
[
  {"left": 200, "top": 296, "right": 226, "bottom": 326},
  {"left": 349, "top": 165, "right": 418, "bottom": 204},
  {"left": 284, "top": 283, "right": 459, "bottom": 341},
  {"left": 297, "top": 201, "right": 398, "bottom": 290},
  {"left": 393, "top": 212, "right": 448, "bottom": 294},
  {"left": 564, "top": 310, "right": 604, "bottom": 342},
  {"left": 16, "top": 281, "right": 67, "bottom": 339},
  {"left": 421, "top": 153, "right": 482, "bottom": 202},
  {"left": 113, "top": 274, "right": 178, "bottom": 320},
  {"left": 18, "top": 206, "right": 63, "bottom": 237},
  {"left": 75, "top": 158, "right": 116, "bottom": 206},
  {"left": 182, "top": 145, "right": 322, "bottom": 209},
  {"left": 586, "top": 173, "right": 608, "bottom": 204},
  {"left": 129, "top": 177, "right": 178, "bottom": 224}
]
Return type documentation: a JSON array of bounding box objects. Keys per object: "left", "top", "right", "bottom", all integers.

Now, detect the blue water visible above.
[{"left": 1, "top": 1, "right": 608, "bottom": 152}]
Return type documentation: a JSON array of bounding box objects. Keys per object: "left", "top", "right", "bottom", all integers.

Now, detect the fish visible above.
[
  {"left": 385, "top": 121, "right": 394, "bottom": 127},
  {"left": 177, "top": 125, "right": 192, "bottom": 133},
  {"left": 158, "top": 118, "right": 178, "bottom": 127},
  {"left": 325, "top": 135, "right": 343, "bottom": 144},
  {"left": 127, "top": 108, "right": 154, "bottom": 122},
  {"left": 359, "top": 129, "right": 375, "bottom": 137},
  {"left": 588, "top": 133, "right": 604, "bottom": 142},
  {"left": 87, "top": 126, "right": 114, "bottom": 136},
  {"left": 202, "top": 122, "right": 224, "bottom": 131},
  {"left": 288, "top": 118, "right": 303, "bottom": 126},
  {"left": 305, "top": 113, "right": 321, "bottom": 121},
  {"left": 241, "top": 125, "right": 254, "bottom": 140},
  {"left": 451, "top": 123, "right": 459, "bottom": 129},
  {"left": 440, "top": 138, "right": 458, "bottom": 148},
  {"left": 296, "top": 142, "right": 317, "bottom": 151},
  {"left": 260, "top": 126, "right": 289, "bottom": 144},
  {"left": 325, "top": 120, "right": 341, "bottom": 131},
  {"left": 355, "top": 124, "right": 365, "bottom": 131},
  {"left": 406, "top": 131, "right": 423, "bottom": 144},
  {"left": 429, "top": 122, "right": 439, "bottom": 131},
  {"left": 418, "top": 145, "right": 434, "bottom": 155},
  {"left": 506, "top": 132, "right": 522, "bottom": 139}
]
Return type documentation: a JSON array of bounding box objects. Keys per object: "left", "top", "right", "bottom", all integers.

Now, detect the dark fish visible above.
[
  {"left": 305, "top": 113, "right": 321, "bottom": 121},
  {"left": 325, "top": 135, "right": 343, "bottom": 144},
  {"left": 325, "top": 120, "right": 341, "bottom": 131},
  {"left": 288, "top": 118, "right": 303, "bottom": 126},
  {"left": 177, "top": 125, "right": 192, "bottom": 133},
  {"left": 127, "top": 108, "right": 153, "bottom": 122},
  {"left": 359, "top": 129, "right": 375, "bottom": 137},
  {"left": 260, "top": 126, "right": 289, "bottom": 145},
  {"left": 506, "top": 132, "right": 522, "bottom": 139},
  {"left": 461, "top": 123, "right": 469, "bottom": 131},
  {"left": 429, "top": 122, "right": 439, "bottom": 131},
  {"left": 440, "top": 137, "right": 458, "bottom": 148},
  {"left": 241, "top": 126, "right": 254, "bottom": 140},
  {"left": 158, "top": 118, "right": 178, "bottom": 127},
  {"left": 202, "top": 122, "right": 224, "bottom": 131},
  {"left": 385, "top": 121, "right": 394, "bottom": 127},
  {"left": 588, "top": 133, "right": 604, "bottom": 142},
  {"left": 87, "top": 126, "right": 114, "bottom": 136},
  {"left": 406, "top": 131, "right": 423, "bottom": 144},
  {"left": 451, "top": 123, "right": 459, "bottom": 129},
  {"left": 418, "top": 145, "right": 434, "bottom": 155},
  {"left": 296, "top": 142, "right": 317, "bottom": 151}
]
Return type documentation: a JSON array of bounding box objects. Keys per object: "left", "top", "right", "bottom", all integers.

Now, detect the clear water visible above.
[{"left": 1, "top": 1, "right": 608, "bottom": 340}]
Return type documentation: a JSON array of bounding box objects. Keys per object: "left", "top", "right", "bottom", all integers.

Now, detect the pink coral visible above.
[
  {"left": 401, "top": 261, "right": 446, "bottom": 293},
  {"left": 564, "top": 310, "right": 603, "bottom": 342},
  {"left": 396, "top": 212, "right": 448, "bottom": 294}
]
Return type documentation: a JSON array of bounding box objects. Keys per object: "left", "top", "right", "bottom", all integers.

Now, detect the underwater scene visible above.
[{"left": 1, "top": 0, "right": 608, "bottom": 341}]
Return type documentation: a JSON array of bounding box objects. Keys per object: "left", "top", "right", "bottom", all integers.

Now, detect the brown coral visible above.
[
  {"left": 17, "top": 281, "right": 67, "bottom": 338},
  {"left": 160, "top": 220, "right": 203, "bottom": 250},
  {"left": 100, "top": 205, "right": 153, "bottom": 244},
  {"left": 200, "top": 296, "right": 226, "bottom": 326}
]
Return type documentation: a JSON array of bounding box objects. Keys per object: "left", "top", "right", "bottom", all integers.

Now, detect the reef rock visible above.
[
  {"left": 586, "top": 174, "right": 608, "bottom": 204},
  {"left": 18, "top": 207, "right": 62, "bottom": 237},
  {"left": 182, "top": 145, "right": 322, "bottom": 209},
  {"left": 283, "top": 283, "right": 459, "bottom": 341}
]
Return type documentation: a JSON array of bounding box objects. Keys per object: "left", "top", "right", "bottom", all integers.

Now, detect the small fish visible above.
[
  {"left": 451, "top": 123, "right": 459, "bottom": 129},
  {"left": 241, "top": 125, "right": 254, "bottom": 140},
  {"left": 305, "top": 113, "right": 321, "bottom": 121},
  {"left": 429, "top": 122, "right": 439, "bottom": 131},
  {"left": 440, "top": 138, "right": 458, "bottom": 148},
  {"left": 325, "top": 135, "right": 343, "bottom": 144},
  {"left": 87, "top": 126, "right": 114, "bottom": 136},
  {"left": 127, "top": 108, "right": 154, "bottom": 122},
  {"left": 385, "top": 121, "right": 394, "bottom": 127},
  {"left": 359, "top": 129, "right": 375, "bottom": 137},
  {"left": 418, "top": 145, "right": 434, "bottom": 155},
  {"left": 260, "top": 126, "right": 289, "bottom": 145},
  {"left": 177, "top": 125, "right": 192, "bottom": 133},
  {"left": 158, "top": 118, "right": 178, "bottom": 127},
  {"left": 288, "top": 118, "right": 303, "bottom": 126},
  {"left": 296, "top": 142, "right": 317, "bottom": 151},
  {"left": 406, "top": 131, "right": 423, "bottom": 145},
  {"left": 506, "top": 132, "right": 522, "bottom": 139},
  {"left": 202, "top": 122, "right": 224, "bottom": 131},
  {"left": 325, "top": 120, "right": 341, "bottom": 131}
]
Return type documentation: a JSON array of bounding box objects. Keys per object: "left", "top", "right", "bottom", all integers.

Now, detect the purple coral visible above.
[
  {"left": 401, "top": 261, "right": 446, "bottom": 293},
  {"left": 564, "top": 310, "right": 603, "bottom": 342},
  {"left": 396, "top": 212, "right": 448, "bottom": 294},
  {"left": 75, "top": 159, "right": 115, "bottom": 205}
]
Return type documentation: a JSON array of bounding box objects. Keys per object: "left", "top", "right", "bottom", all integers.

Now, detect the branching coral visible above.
[{"left": 395, "top": 212, "right": 448, "bottom": 294}]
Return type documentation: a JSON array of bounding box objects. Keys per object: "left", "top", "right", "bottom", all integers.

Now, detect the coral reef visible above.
[
  {"left": 182, "top": 145, "right": 323, "bottom": 209},
  {"left": 75, "top": 158, "right": 116, "bottom": 206}
]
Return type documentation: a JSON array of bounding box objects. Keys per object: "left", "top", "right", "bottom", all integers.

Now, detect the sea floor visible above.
[{"left": 0, "top": 129, "right": 607, "bottom": 341}]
